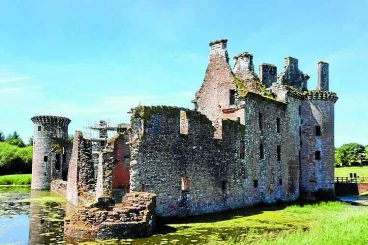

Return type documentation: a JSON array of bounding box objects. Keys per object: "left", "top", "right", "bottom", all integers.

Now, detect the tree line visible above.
[
  {"left": 335, "top": 143, "right": 368, "bottom": 167},
  {"left": 0, "top": 130, "right": 32, "bottom": 175}
]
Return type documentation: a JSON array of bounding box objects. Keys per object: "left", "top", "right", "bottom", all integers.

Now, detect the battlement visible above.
[
  {"left": 31, "top": 115, "right": 71, "bottom": 127},
  {"left": 305, "top": 90, "right": 338, "bottom": 102}
]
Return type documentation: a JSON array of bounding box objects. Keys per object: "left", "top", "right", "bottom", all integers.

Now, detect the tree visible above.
[
  {"left": 0, "top": 131, "right": 4, "bottom": 142},
  {"left": 335, "top": 143, "right": 365, "bottom": 166},
  {"left": 0, "top": 142, "right": 32, "bottom": 174},
  {"left": 335, "top": 147, "right": 342, "bottom": 167},
  {"left": 5, "top": 131, "right": 25, "bottom": 147},
  {"left": 28, "top": 137, "right": 33, "bottom": 146}
]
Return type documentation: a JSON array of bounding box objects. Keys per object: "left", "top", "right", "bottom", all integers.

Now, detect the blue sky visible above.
[{"left": 0, "top": 0, "right": 367, "bottom": 147}]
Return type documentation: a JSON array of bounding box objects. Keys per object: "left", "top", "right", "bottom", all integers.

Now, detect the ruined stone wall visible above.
[
  {"left": 50, "top": 179, "right": 67, "bottom": 198},
  {"left": 130, "top": 107, "right": 221, "bottom": 217},
  {"left": 129, "top": 104, "right": 298, "bottom": 217},
  {"left": 31, "top": 115, "right": 70, "bottom": 190},
  {"left": 301, "top": 91, "right": 337, "bottom": 195},
  {"left": 66, "top": 132, "right": 95, "bottom": 206},
  {"left": 64, "top": 192, "right": 156, "bottom": 240},
  {"left": 95, "top": 144, "right": 114, "bottom": 202},
  {"left": 278, "top": 57, "right": 309, "bottom": 90}
]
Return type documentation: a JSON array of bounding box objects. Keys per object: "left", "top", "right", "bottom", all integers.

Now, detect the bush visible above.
[{"left": 0, "top": 142, "right": 32, "bottom": 175}]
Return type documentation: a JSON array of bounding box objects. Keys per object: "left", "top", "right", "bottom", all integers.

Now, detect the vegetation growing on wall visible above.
[
  {"left": 234, "top": 75, "right": 275, "bottom": 101},
  {"left": 234, "top": 76, "right": 249, "bottom": 98}
]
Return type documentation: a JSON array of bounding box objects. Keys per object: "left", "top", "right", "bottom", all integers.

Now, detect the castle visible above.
[{"left": 30, "top": 39, "right": 338, "bottom": 239}]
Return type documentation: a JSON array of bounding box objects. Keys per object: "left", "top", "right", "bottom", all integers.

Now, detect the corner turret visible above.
[{"left": 31, "top": 115, "right": 71, "bottom": 190}]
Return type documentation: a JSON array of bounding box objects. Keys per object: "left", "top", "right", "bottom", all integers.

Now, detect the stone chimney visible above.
[
  {"left": 284, "top": 56, "right": 298, "bottom": 71},
  {"left": 233, "top": 52, "right": 254, "bottom": 76},
  {"left": 317, "top": 61, "right": 329, "bottom": 91},
  {"left": 259, "top": 63, "right": 277, "bottom": 88},
  {"left": 209, "top": 39, "right": 229, "bottom": 63}
]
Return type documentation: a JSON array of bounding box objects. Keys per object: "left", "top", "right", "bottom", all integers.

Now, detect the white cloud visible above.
[
  {"left": 25, "top": 90, "right": 194, "bottom": 120},
  {"left": 0, "top": 87, "right": 24, "bottom": 94},
  {"left": 0, "top": 76, "right": 30, "bottom": 84}
]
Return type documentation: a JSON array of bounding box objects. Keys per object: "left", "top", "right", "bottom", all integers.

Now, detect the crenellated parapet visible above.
[
  {"left": 305, "top": 90, "right": 338, "bottom": 103},
  {"left": 31, "top": 115, "right": 71, "bottom": 127}
]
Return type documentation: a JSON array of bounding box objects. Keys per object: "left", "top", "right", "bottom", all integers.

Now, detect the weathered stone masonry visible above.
[
  {"left": 31, "top": 38, "right": 338, "bottom": 239},
  {"left": 31, "top": 116, "right": 71, "bottom": 190},
  {"left": 129, "top": 104, "right": 300, "bottom": 217}
]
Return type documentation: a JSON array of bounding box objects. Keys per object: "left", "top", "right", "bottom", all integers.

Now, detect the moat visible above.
[
  {"left": 2, "top": 186, "right": 368, "bottom": 244},
  {"left": 0, "top": 186, "right": 263, "bottom": 244}
]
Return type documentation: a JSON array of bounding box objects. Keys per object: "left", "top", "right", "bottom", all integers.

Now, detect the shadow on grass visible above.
[{"left": 154, "top": 199, "right": 320, "bottom": 236}]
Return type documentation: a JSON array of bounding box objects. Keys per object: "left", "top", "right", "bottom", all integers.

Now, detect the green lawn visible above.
[
  {"left": 109, "top": 201, "right": 368, "bottom": 245},
  {"left": 185, "top": 202, "right": 368, "bottom": 244},
  {"left": 0, "top": 174, "right": 31, "bottom": 185},
  {"left": 335, "top": 166, "right": 368, "bottom": 178}
]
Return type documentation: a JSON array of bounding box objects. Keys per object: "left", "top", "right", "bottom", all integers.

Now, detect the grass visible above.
[
  {"left": 116, "top": 201, "right": 368, "bottom": 245},
  {"left": 0, "top": 174, "right": 31, "bottom": 185},
  {"left": 199, "top": 202, "right": 368, "bottom": 244},
  {"left": 335, "top": 166, "right": 368, "bottom": 178},
  {"left": 254, "top": 204, "right": 368, "bottom": 245}
]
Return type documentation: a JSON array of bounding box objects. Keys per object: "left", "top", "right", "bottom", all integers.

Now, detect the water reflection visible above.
[
  {"left": 28, "top": 190, "right": 65, "bottom": 244},
  {"left": 1, "top": 187, "right": 294, "bottom": 244},
  {"left": 0, "top": 187, "right": 65, "bottom": 245},
  {"left": 0, "top": 187, "right": 30, "bottom": 244}
]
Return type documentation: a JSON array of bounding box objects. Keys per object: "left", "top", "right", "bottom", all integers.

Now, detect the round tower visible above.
[{"left": 31, "top": 115, "right": 71, "bottom": 190}]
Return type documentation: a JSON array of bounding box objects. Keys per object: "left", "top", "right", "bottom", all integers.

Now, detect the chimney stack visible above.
[
  {"left": 209, "top": 39, "right": 229, "bottom": 63},
  {"left": 259, "top": 63, "right": 277, "bottom": 88},
  {"left": 233, "top": 52, "right": 254, "bottom": 76},
  {"left": 284, "top": 56, "right": 298, "bottom": 71},
  {"left": 317, "top": 61, "right": 329, "bottom": 91}
]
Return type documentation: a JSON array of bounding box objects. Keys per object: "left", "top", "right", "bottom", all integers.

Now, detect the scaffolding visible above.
[{"left": 83, "top": 120, "right": 129, "bottom": 142}]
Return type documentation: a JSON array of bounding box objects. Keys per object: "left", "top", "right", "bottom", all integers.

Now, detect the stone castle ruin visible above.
[{"left": 31, "top": 39, "right": 338, "bottom": 239}]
